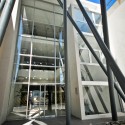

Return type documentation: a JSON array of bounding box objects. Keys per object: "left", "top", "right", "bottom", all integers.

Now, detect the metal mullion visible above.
[
  {"left": 13, "top": 63, "right": 30, "bottom": 66},
  {"left": 19, "top": 34, "right": 64, "bottom": 43},
  {"left": 54, "top": 5, "right": 57, "bottom": 117},
  {"left": 39, "top": 85, "right": 41, "bottom": 119},
  {"left": 32, "top": 55, "right": 61, "bottom": 59},
  {"left": 31, "top": 64, "right": 63, "bottom": 68},
  {"left": 26, "top": 0, "right": 35, "bottom": 118},
  {"left": 19, "top": 54, "right": 31, "bottom": 56},
  {"left": 44, "top": 85, "right": 46, "bottom": 117},
  {"left": 26, "top": 41, "right": 32, "bottom": 118}
]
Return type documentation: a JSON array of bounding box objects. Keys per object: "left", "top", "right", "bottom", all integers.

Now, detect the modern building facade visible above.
[{"left": 0, "top": 0, "right": 125, "bottom": 124}]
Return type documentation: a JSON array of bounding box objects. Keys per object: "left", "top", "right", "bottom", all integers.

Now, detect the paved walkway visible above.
[{"left": 2, "top": 116, "right": 125, "bottom": 125}]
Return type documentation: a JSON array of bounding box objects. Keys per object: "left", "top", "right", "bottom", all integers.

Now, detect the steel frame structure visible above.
[{"left": 57, "top": 0, "right": 125, "bottom": 123}]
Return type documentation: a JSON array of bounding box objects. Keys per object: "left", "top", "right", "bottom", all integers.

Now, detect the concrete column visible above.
[
  {"left": 0, "top": 0, "right": 21, "bottom": 124},
  {"left": 67, "top": 5, "right": 85, "bottom": 120}
]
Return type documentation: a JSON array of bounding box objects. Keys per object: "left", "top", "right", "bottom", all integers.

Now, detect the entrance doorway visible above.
[{"left": 7, "top": 84, "right": 65, "bottom": 120}]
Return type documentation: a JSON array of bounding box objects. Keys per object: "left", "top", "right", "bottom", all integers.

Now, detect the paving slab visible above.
[{"left": 2, "top": 116, "right": 125, "bottom": 125}]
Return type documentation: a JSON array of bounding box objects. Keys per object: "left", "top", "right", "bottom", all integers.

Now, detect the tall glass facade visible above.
[
  {"left": 8, "top": 0, "right": 65, "bottom": 120},
  {"left": 6, "top": 0, "right": 124, "bottom": 121}
]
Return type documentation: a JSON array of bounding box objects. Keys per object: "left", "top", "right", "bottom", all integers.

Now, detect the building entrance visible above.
[
  {"left": 27, "top": 85, "right": 65, "bottom": 118},
  {"left": 7, "top": 84, "right": 65, "bottom": 120}
]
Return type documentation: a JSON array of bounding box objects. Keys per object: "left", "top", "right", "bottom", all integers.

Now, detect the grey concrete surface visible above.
[{"left": 2, "top": 116, "right": 125, "bottom": 125}]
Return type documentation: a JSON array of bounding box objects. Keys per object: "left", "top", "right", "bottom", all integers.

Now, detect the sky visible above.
[{"left": 87, "top": 0, "right": 116, "bottom": 10}]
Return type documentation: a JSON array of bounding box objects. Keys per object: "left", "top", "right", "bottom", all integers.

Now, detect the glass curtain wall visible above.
[
  {"left": 8, "top": 0, "right": 65, "bottom": 120},
  {"left": 73, "top": 7, "right": 122, "bottom": 116}
]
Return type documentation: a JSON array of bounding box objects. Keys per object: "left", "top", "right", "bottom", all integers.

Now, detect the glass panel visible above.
[
  {"left": 54, "top": 5, "right": 63, "bottom": 14},
  {"left": 45, "top": 86, "right": 55, "bottom": 116},
  {"left": 55, "top": 13, "right": 63, "bottom": 27},
  {"left": 22, "top": 0, "right": 35, "bottom": 8},
  {"left": 33, "top": 23, "right": 54, "bottom": 38},
  {"left": 19, "top": 56, "right": 30, "bottom": 64},
  {"left": 94, "top": 13, "right": 101, "bottom": 24},
  {"left": 83, "top": 86, "right": 121, "bottom": 115},
  {"left": 30, "top": 67, "right": 55, "bottom": 83},
  {"left": 35, "top": 0, "right": 53, "bottom": 11},
  {"left": 21, "top": 20, "right": 33, "bottom": 35},
  {"left": 87, "top": 11, "right": 94, "bottom": 23},
  {"left": 101, "top": 53, "right": 106, "bottom": 64},
  {"left": 40, "top": 0, "right": 58, "bottom": 5},
  {"left": 56, "top": 85, "right": 65, "bottom": 116},
  {"left": 27, "top": 85, "right": 45, "bottom": 118},
  {"left": 81, "top": 64, "right": 107, "bottom": 81},
  {"left": 16, "top": 65, "right": 30, "bottom": 82},
  {"left": 40, "top": 85, "right": 48, "bottom": 117},
  {"left": 56, "top": 45, "right": 64, "bottom": 62},
  {"left": 32, "top": 38, "right": 55, "bottom": 57},
  {"left": 34, "top": 9, "right": 54, "bottom": 25},
  {"left": 77, "top": 33, "right": 101, "bottom": 50},
  {"left": 56, "top": 67, "right": 64, "bottom": 83},
  {"left": 85, "top": 35, "right": 100, "bottom": 50},
  {"left": 83, "top": 86, "right": 110, "bottom": 115},
  {"left": 7, "top": 84, "right": 28, "bottom": 120},
  {"left": 91, "top": 51, "right": 100, "bottom": 63},
  {"left": 95, "top": 25, "right": 103, "bottom": 38},
  {"left": 76, "top": 21, "right": 92, "bottom": 33},
  {"left": 20, "top": 37, "right": 31, "bottom": 55},
  {"left": 31, "top": 57, "right": 55, "bottom": 66},
  {"left": 74, "top": 8, "right": 85, "bottom": 21},
  {"left": 79, "top": 49, "right": 90, "bottom": 63},
  {"left": 21, "top": 6, "right": 34, "bottom": 20},
  {"left": 56, "top": 28, "right": 64, "bottom": 60}
]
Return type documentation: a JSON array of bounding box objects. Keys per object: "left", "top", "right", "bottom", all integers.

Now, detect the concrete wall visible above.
[
  {"left": 108, "top": 1, "right": 125, "bottom": 75},
  {"left": 0, "top": 0, "right": 21, "bottom": 124},
  {"left": 67, "top": 5, "right": 85, "bottom": 120}
]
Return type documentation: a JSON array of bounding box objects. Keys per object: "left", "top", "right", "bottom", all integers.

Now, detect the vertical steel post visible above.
[
  {"left": 0, "top": 0, "right": 6, "bottom": 12},
  {"left": 63, "top": 0, "right": 71, "bottom": 125},
  {"left": 100, "top": 0, "right": 117, "bottom": 121},
  {"left": 0, "top": 0, "right": 15, "bottom": 45}
]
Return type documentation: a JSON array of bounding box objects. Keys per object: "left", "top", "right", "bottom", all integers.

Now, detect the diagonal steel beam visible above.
[
  {"left": 0, "top": 0, "right": 6, "bottom": 12},
  {"left": 76, "top": 0, "right": 125, "bottom": 95},
  {"left": 57, "top": 0, "right": 125, "bottom": 103},
  {"left": 0, "top": 0, "right": 16, "bottom": 45}
]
